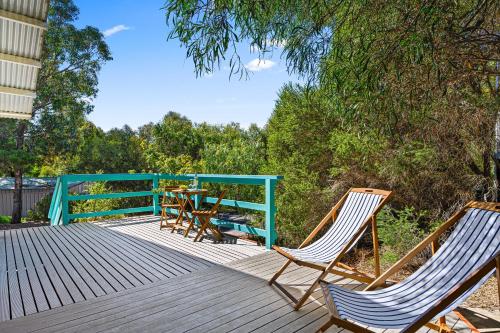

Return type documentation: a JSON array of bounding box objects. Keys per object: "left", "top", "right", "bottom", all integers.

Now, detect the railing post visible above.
[
  {"left": 265, "top": 178, "right": 277, "bottom": 250},
  {"left": 152, "top": 174, "right": 160, "bottom": 216},
  {"left": 61, "top": 175, "right": 70, "bottom": 225},
  {"left": 48, "top": 177, "right": 60, "bottom": 220}
]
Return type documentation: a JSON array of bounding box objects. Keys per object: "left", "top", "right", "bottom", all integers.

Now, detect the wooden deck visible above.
[{"left": 0, "top": 215, "right": 498, "bottom": 332}]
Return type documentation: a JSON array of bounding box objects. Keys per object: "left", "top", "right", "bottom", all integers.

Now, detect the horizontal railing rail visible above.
[{"left": 48, "top": 173, "right": 282, "bottom": 249}]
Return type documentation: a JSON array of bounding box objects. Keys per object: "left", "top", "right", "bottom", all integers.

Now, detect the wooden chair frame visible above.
[
  {"left": 192, "top": 190, "right": 226, "bottom": 242},
  {"left": 269, "top": 188, "right": 393, "bottom": 310},
  {"left": 317, "top": 201, "right": 500, "bottom": 333},
  {"left": 170, "top": 189, "right": 207, "bottom": 236},
  {"left": 159, "top": 185, "right": 182, "bottom": 230}
]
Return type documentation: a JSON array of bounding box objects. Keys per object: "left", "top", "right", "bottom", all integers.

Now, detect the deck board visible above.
[
  {"left": 0, "top": 215, "right": 496, "bottom": 332},
  {"left": 20, "top": 228, "right": 61, "bottom": 309},
  {"left": 16, "top": 229, "right": 50, "bottom": 313},
  {"left": 11, "top": 229, "right": 38, "bottom": 316},
  {"left": 46, "top": 225, "right": 115, "bottom": 296},
  {"left": 41, "top": 226, "right": 106, "bottom": 297},
  {"left": 0, "top": 215, "right": 263, "bottom": 324},
  {"left": 5, "top": 231, "right": 24, "bottom": 319},
  {"left": 30, "top": 227, "right": 84, "bottom": 304}
]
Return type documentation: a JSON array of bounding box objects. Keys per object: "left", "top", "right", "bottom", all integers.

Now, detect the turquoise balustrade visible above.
[{"left": 48, "top": 173, "right": 282, "bottom": 249}]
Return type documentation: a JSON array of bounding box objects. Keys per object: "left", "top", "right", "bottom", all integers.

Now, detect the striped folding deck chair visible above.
[
  {"left": 318, "top": 201, "right": 500, "bottom": 333},
  {"left": 269, "top": 188, "right": 392, "bottom": 310}
]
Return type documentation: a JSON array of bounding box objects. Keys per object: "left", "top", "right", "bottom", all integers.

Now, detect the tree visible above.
[
  {"left": 265, "top": 85, "right": 340, "bottom": 245},
  {"left": 0, "top": 0, "right": 111, "bottom": 223},
  {"left": 164, "top": 0, "right": 500, "bottom": 244},
  {"left": 153, "top": 111, "right": 202, "bottom": 158},
  {"left": 164, "top": 1, "right": 499, "bottom": 82}
]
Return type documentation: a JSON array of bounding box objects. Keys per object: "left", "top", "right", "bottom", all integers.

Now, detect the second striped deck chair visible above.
[
  {"left": 318, "top": 201, "right": 500, "bottom": 333},
  {"left": 269, "top": 188, "right": 392, "bottom": 310}
]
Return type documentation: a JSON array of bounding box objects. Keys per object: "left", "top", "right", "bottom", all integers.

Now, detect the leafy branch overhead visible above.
[{"left": 164, "top": 0, "right": 500, "bottom": 84}]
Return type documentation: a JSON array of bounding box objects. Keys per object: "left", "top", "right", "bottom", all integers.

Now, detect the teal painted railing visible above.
[{"left": 48, "top": 173, "right": 282, "bottom": 249}]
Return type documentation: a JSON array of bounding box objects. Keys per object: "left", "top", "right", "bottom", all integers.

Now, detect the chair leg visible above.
[
  {"left": 184, "top": 214, "right": 198, "bottom": 237},
  {"left": 316, "top": 316, "right": 335, "bottom": 333},
  {"left": 209, "top": 224, "right": 223, "bottom": 241},
  {"left": 294, "top": 272, "right": 328, "bottom": 310},
  {"left": 160, "top": 208, "right": 165, "bottom": 229},
  {"left": 173, "top": 211, "right": 182, "bottom": 225},
  {"left": 426, "top": 321, "right": 455, "bottom": 333},
  {"left": 496, "top": 256, "right": 500, "bottom": 305},
  {"left": 371, "top": 216, "right": 381, "bottom": 277},
  {"left": 269, "top": 258, "right": 293, "bottom": 285},
  {"left": 194, "top": 217, "right": 209, "bottom": 242}
]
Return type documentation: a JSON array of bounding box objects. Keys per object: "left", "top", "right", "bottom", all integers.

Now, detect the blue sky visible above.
[{"left": 74, "top": 0, "right": 299, "bottom": 131}]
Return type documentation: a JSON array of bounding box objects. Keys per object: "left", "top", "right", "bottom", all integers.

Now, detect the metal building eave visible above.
[{"left": 0, "top": 0, "right": 49, "bottom": 120}]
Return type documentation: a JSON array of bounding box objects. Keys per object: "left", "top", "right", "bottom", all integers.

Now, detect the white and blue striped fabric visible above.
[
  {"left": 280, "top": 191, "right": 384, "bottom": 263},
  {"left": 322, "top": 207, "right": 500, "bottom": 329}
]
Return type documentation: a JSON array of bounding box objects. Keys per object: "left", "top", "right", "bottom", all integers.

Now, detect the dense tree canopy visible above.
[{"left": 164, "top": 0, "right": 500, "bottom": 250}]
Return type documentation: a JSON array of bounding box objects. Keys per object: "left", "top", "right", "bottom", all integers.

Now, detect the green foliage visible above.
[
  {"left": 164, "top": 0, "right": 499, "bottom": 88},
  {"left": 377, "top": 207, "right": 427, "bottom": 265},
  {"left": 71, "top": 123, "right": 145, "bottom": 173},
  {"left": 72, "top": 182, "right": 124, "bottom": 222},
  {"left": 266, "top": 85, "right": 338, "bottom": 246},
  {"left": 0, "top": 216, "right": 11, "bottom": 224},
  {"left": 27, "top": 0, "right": 112, "bottom": 161},
  {"left": 0, "top": 120, "right": 35, "bottom": 176},
  {"left": 152, "top": 112, "right": 202, "bottom": 158},
  {"left": 27, "top": 195, "right": 52, "bottom": 222},
  {"left": 329, "top": 130, "right": 386, "bottom": 177},
  {"left": 163, "top": 0, "right": 337, "bottom": 78}
]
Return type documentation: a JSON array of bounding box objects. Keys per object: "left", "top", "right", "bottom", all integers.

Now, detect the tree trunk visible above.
[{"left": 11, "top": 121, "right": 27, "bottom": 224}]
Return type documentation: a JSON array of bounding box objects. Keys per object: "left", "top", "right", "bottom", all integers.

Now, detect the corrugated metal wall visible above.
[{"left": 0, "top": 183, "right": 85, "bottom": 217}]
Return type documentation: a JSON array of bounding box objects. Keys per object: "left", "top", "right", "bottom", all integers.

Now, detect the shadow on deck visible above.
[{"left": 0, "top": 215, "right": 497, "bottom": 332}]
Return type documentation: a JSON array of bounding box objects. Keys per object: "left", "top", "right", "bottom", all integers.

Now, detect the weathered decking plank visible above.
[
  {"left": 20, "top": 228, "right": 61, "bottom": 309},
  {"left": 72, "top": 223, "right": 169, "bottom": 280},
  {"left": 98, "top": 216, "right": 262, "bottom": 264},
  {"left": 95, "top": 221, "right": 214, "bottom": 271},
  {"left": 46, "top": 226, "right": 115, "bottom": 295},
  {"left": 35, "top": 227, "right": 95, "bottom": 300},
  {"left": 16, "top": 229, "right": 50, "bottom": 313},
  {"left": 106, "top": 222, "right": 237, "bottom": 263},
  {"left": 54, "top": 225, "right": 137, "bottom": 290},
  {"left": 30, "top": 227, "right": 84, "bottom": 304},
  {"left": 0, "top": 215, "right": 493, "bottom": 332},
  {"left": 63, "top": 225, "right": 147, "bottom": 287},
  {"left": 49, "top": 225, "right": 127, "bottom": 293},
  {"left": 10, "top": 230, "right": 37, "bottom": 316},
  {"left": 80, "top": 222, "right": 206, "bottom": 276},
  {"left": 0, "top": 267, "right": 222, "bottom": 332},
  {"left": 5, "top": 231, "right": 24, "bottom": 319},
  {"left": 0, "top": 231, "right": 10, "bottom": 321},
  {"left": 0, "top": 215, "right": 264, "bottom": 324}
]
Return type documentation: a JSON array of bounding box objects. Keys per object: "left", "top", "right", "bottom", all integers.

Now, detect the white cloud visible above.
[
  {"left": 245, "top": 59, "right": 276, "bottom": 72},
  {"left": 103, "top": 24, "right": 131, "bottom": 37}
]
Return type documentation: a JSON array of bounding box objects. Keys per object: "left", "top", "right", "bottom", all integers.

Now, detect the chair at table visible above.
[
  {"left": 191, "top": 190, "right": 226, "bottom": 242},
  {"left": 317, "top": 201, "right": 500, "bottom": 333},
  {"left": 159, "top": 185, "right": 182, "bottom": 230}
]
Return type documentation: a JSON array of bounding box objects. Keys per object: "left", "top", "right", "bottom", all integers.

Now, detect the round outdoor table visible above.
[{"left": 171, "top": 188, "right": 207, "bottom": 237}]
